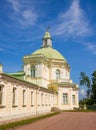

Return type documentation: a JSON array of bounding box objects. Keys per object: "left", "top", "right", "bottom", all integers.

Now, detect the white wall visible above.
[
  {"left": 58, "top": 87, "right": 79, "bottom": 110},
  {"left": 0, "top": 74, "right": 57, "bottom": 122}
]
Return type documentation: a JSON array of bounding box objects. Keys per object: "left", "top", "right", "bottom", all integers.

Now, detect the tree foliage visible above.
[
  {"left": 91, "top": 71, "right": 96, "bottom": 103},
  {"left": 79, "top": 72, "right": 91, "bottom": 98},
  {"left": 79, "top": 70, "right": 96, "bottom": 104}
]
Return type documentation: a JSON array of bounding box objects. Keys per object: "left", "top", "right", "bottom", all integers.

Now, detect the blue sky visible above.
[{"left": 0, "top": 0, "right": 96, "bottom": 99}]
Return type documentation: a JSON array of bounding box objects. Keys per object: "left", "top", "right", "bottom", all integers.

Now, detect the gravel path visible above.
[{"left": 14, "top": 112, "right": 96, "bottom": 130}]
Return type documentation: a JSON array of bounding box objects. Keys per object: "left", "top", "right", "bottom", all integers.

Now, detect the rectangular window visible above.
[
  {"left": 56, "top": 69, "right": 60, "bottom": 80},
  {"left": 23, "top": 90, "right": 26, "bottom": 106},
  {"left": 41, "top": 94, "right": 43, "bottom": 106},
  {"left": 63, "top": 93, "right": 68, "bottom": 104},
  {"left": 49, "top": 95, "right": 50, "bottom": 105},
  {"left": 31, "top": 91, "right": 33, "bottom": 106},
  {"left": 0, "top": 86, "right": 3, "bottom": 105},
  {"left": 12, "top": 88, "right": 16, "bottom": 106},
  {"left": 45, "top": 94, "right": 47, "bottom": 105},
  {"left": 72, "top": 95, "right": 75, "bottom": 105},
  {"left": 31, "top": 66, "right": 35, "bottom": 78}
]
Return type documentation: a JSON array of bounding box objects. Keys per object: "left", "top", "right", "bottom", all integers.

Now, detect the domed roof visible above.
[
  {"left": 31, "top": 30, "right": 67, "bottom": 62},
  {"left": 32, "top": 47, "right": 67, "bottom": 62}
]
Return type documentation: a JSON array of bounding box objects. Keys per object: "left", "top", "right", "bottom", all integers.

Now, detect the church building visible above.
[{"left": 0, "top": 30, "right": 79, "bottom": 122}]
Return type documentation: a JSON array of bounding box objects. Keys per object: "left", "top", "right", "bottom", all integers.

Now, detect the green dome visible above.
[{"left": 32, "top": 47, "right": 67, "bottom": 62}]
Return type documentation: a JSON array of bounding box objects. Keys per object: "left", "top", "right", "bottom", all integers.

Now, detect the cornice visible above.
[{"left": 0, "top": 73, "right": 55, "bottom": 94}]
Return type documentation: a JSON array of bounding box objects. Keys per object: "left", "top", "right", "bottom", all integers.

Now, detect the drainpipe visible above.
[{"left": 36, "top": 89, "right": 38, "bottom": 116}]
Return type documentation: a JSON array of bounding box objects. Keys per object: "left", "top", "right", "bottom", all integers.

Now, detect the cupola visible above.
[{"left": 41, "top": 29, "right": 52, "bottom": 48}]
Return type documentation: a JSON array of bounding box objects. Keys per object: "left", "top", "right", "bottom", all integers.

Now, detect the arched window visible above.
[
  {"left": 31, "top": 66, "right": 35, "bottom": 78},
  {"left": 56, "top": 69, "right": 60, "bottom": 79}
]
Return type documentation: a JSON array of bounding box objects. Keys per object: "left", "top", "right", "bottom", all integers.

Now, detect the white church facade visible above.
[{"left": 0, "top": 30, "right": 79, "bottom": 122}]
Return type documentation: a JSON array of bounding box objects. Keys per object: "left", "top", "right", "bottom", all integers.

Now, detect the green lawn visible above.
[{"left": 63, "top": 109, "right": 96, "bottom": 112}]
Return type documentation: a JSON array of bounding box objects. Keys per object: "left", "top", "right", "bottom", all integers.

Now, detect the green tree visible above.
[
  {"left": 79, "top": 72, "right": 91, "bottom": 98},
  {"left": 79, "top": 70, "right": 96, "bottom": 104},
  {"left": 91, "top": 71, "right": 96, "bottom": 103}
]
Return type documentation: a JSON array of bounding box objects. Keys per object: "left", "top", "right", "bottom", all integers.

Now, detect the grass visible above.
[
  {"left": 0, "top": 112, "right": 60, "bottom": 130},
  {"left": 63, "top": 109, "right": 96, "bottom": 112}
]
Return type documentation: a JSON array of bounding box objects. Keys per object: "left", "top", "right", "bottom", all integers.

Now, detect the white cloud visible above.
[
  {"left": 85, "top": 42, "right": 96, "bottom": 54},
  {"left": 8, "top": 0, "right": 20, "bottom": 12},
  {"left": 21, "top": 9, "right": 37, "bottom": 26},
  {"left": 53, "top": 0, "right": 90, "bottom": 37},
  {"left": 8, "top": 0, "right": 37, "bottom": 27}
]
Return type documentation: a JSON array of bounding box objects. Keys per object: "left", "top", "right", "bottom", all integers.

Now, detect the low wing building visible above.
[{"left": 0, "top": 30, "right": 79, "bottom": 122}]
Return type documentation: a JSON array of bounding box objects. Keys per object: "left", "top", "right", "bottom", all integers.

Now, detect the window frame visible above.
[
  {"left": 41, "top": 93, "right": 44, "bottom": 106},
  {"left": 31, "top": 66, "right": 36, "bottom": 78},
  {"left": 63, "top": 93, "right": 68, "bottom": 104},
  {"left": 0, "top": 85, "right": 3, "bottom": 105},
  {"left": 12, "top": 87, "right": 17, "bottom": 107},
  {"left": 72, "top": 95, "right": 75, "bottom": 105},
  {"left": 31, "top": 91, "right": 34, "bottom": 106},
  {"left": 22, "top": 89, "right": 26, "bottom": 107},
  {"left": 56, "top": 69, "right": 60, "bottom": 80},
  {"left": 0, "top": 84, "right": 6, "bottom": 108}
]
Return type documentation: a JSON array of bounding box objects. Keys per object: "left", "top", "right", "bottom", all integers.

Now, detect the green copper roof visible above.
[
  {"left": 43, "top": 31, "right": 51, "bottom": 39},
  {"left": 9, "top": 71, "right": 25, "bottom": 80},
  {"left": 32, "top": 47, "right": 67, "bottom": 62}
]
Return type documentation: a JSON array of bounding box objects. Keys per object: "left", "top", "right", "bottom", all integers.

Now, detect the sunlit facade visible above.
[{"left": 0, "top": 31, "right": 79, "bottom": 122}]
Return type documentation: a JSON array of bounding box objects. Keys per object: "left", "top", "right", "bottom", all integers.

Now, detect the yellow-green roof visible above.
[{"left": 32, "top": 47, "right": 67, "bottom": 62}]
